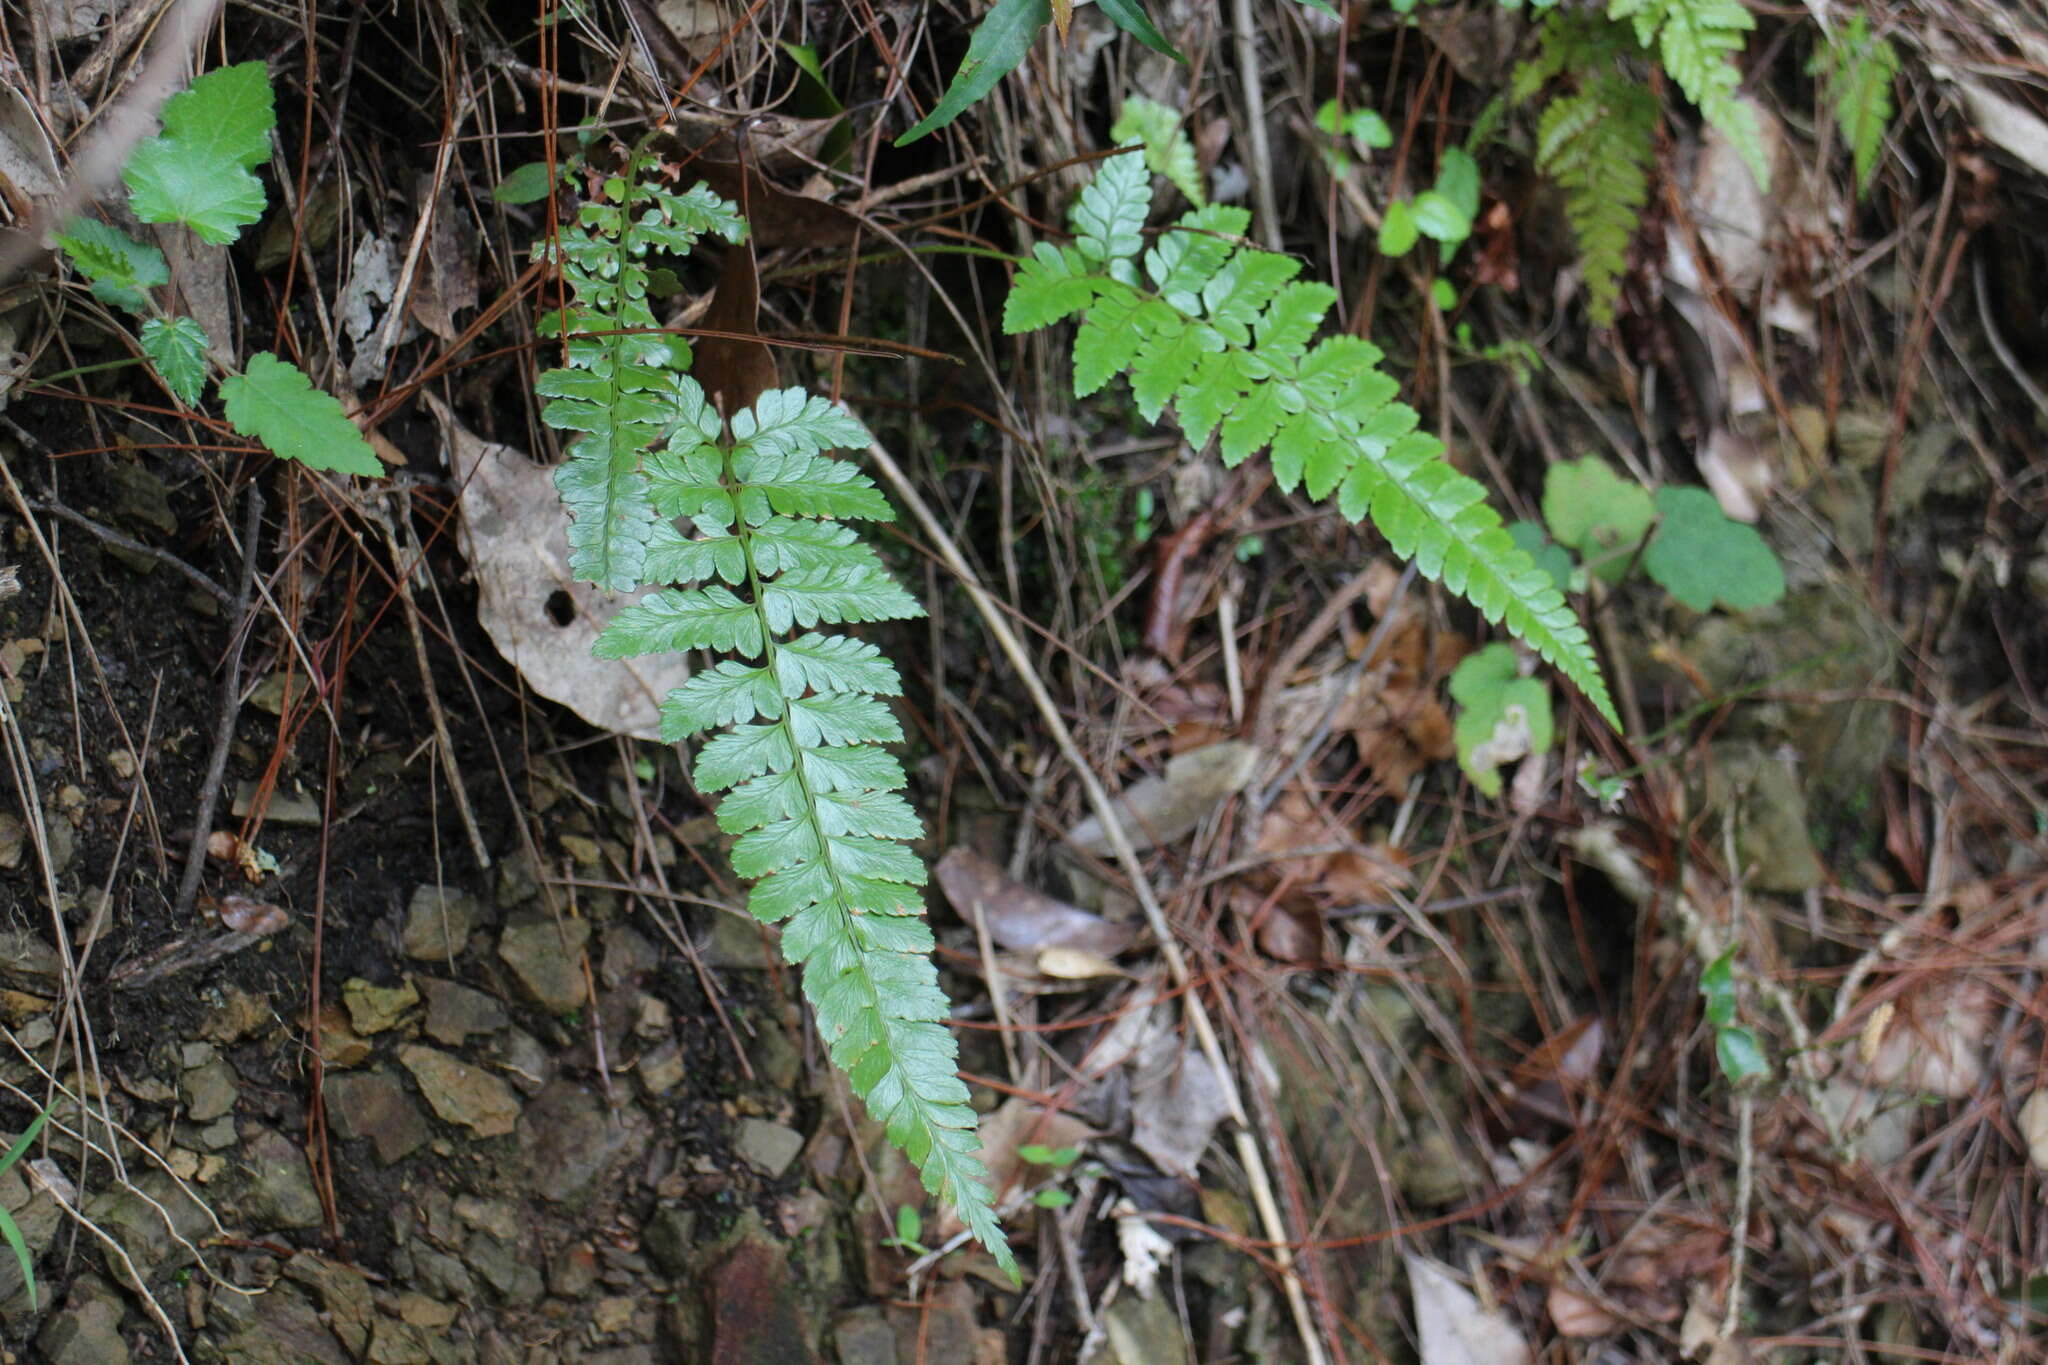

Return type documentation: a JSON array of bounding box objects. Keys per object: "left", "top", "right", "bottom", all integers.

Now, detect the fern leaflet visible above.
[
  {"left": 1810, "top": 14, "right": 1898, "bottom": 197},
  {"left": 539, "top": 154, "right": 1012, "bottom": 1274},
  {"left": 1607, "top": 0, "right": 1768, "bottom": 185},
  {"left": 1535, "top": 75, "right": 1657, "bottom": 325},
  {"left": 1006, "top": 153, "right": 1619, "bottom": 729}
]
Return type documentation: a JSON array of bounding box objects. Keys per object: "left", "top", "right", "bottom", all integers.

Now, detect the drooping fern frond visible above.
[
  {"left": 1006, "top": 152, "right": 1619, "bottom": 729},
  {"left": 538, "top": 152, "right": 748, "bottom": 592},
  {"left": 1607, "top": 0, "right": 1768, "bottom": 186},
  {"left": 1810, "top": 14, "right": 1898, "bottom": 197},
  {"left": 536, "top": 151, "right": 1011, "bottom": 1276},
  {"left": 1534, "top": 74, "right": 1657, "bottom": 325}
]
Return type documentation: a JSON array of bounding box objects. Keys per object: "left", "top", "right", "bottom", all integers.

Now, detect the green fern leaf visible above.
[
  {"left": 1811, "top": 14, "right": 1897, "bottom": 196},
  {"left": 596, "top": 586, "right": 763, "bottom": 658},
  {"left": 1071, "top": 151, "right": 1153, "bottom": 271},
  {"left": 1608, "top": 0, "right": 1767, "bottom": 186},
  {"left": 1111, "top": 95, "right": 1205, "bottom": 206},
  {"left": 1003, "top": 243, "right": 1098, "bottom": 333},
  {"left": 1007, "top": 174, "right": 1620, "bottom": 729},
  {"left": 1535, "top": 76, "right": 1657, "bottom": 325}
]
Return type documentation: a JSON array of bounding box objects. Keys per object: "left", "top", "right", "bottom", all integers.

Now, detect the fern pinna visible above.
[
  {"left": 537, "top": 151, "right": 1013, "bottom": 1273},
  {"left": 1005, "top": 152, "right": 1619, "bottom": 728}
]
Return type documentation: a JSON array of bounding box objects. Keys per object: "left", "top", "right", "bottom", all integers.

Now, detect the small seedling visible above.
[
  {"left": 0, "top": 1102, "right": 54, "bottom": 1309},
  {"left": 1700, "top": 949, "right": 1772, "bottom": 1085}
]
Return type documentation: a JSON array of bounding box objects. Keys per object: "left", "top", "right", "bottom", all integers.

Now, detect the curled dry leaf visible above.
[
  {"left": 1547, "top": 1283, "right": 1620, "bottom": 1338},
  {"left": 1035, "top": 946, "right": 1127, "bottom": 980},
  {"left": 432, "top": 396, "right": 690, "bottom": 741},
  {"left": 934, "top": 847, "right": 1139, "bottom": 958},
  {"left": 214, "top": 895, "right": 289, "bottom": 936}
]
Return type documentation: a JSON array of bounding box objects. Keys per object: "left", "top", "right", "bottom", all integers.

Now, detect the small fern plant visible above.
[
  {"left": 534, "top": 147, "right": 1013, "bottom": 1273},
  {"left": 1004, "top": 152, "right": 1619, "bottom": 727}
]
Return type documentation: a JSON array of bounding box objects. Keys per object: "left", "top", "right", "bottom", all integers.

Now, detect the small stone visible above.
[
  {"left": 498, "top": 916, "right": 592, "bottom": 1013},
  {"left": 703, "top": 1214, "right": 811, "bottom": 1365},
  {"left": 397, "top": 1292, "right": 457, "bottom": 1331},
  {"left": 166, "top": 1149, "right": 199, "bottom": 1181},
  {"left": 284, "top": 1254, "right": 375, "bottom": 1356},
  {"left": 400, "top": 1045, "right": 521, "bottom": 1138},
  {"left": 106, "top": 748, "right": 137, "bottom": 780},
  {"left": 517, "top": 1081, "right": 649, "bottom": 1202},
  {"left": 633, "top": 993, "right": 672, "bottom": 1039},
  {"left": 36, "top": 1295, "right": 129, "bottom": 1365},
  {"left": 834, "top": 1308, "right": 897, "bottom": 1365},
  {"left": 368, "top": 1316, "right": 434, "bottom": 1365},
  {"left": 0, "top": 988, "right": 52, "bottom": 1025},
  {"left": 238, "top": 1127, "right": 323, "bottom": 1230},
  {"left": 593, "top": 1295, "right": 635, "bottom": 1334},
  {"left": 233, "top": 780, "right": 322, "bottom": 825},
  {"left": 344, "top": 977, "right": 421, "bottom": 1035},
  {"left": 642, "top": 1207, "right": 696, "bottom": 1277},
  {"left": 0, "top": 813, "right": 23, "bottom": 869},
  {"left": 180, "top": 1041, "right": 214, "bottom": 1069},
  {"left": 402, "top": 886, "right": 477, "bottom": 961},
  {"left": 317, "top": 1003, "right": 372, "bottom": 1068},
  {"left": 733, "top": 1118, "right": 804, "bottom": 1179},
  {"left": 326, "top": 1070, "right": 433, "bottom": 1165},
  {"left": 419, "top": 978, "right": 509, "bottom": 1046},
  {"left": 199, "top": 986, "right": 270, "bottom": 1043},
  {"left": 559, "top": 833, "right": 602, "bottom": 867},
  {"left": 0, "top": 927, "right": 62, "bottom": 993},
  {"left": 637, "top": 1040, "right": 685, "bottom": 1095},
  {"left": 196, "top": 1155, "right": 225, "bottom": 1182},
  {"left": 182, "top": 1057, "right": 238, "bottom": 1123},
  {"left": 547, "top": 1243, "right": 599, "bottom": 1298},
  {"left": 499, "top": 1028, "right": 551, "bottom": 1093},
  {"left": 600, "top": 925, "right": 659, "bottom": 988},
  {"left": 197, "top": 1117, "right": 238, "bottom": 1150}
]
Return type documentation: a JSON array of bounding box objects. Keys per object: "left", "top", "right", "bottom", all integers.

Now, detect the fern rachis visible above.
[
  {"left": 538, "top": 149, "right": 1012, "bottom": 1274},
  {"left": 1006, "top": 152, "right": 1619, "bottom": 729}
]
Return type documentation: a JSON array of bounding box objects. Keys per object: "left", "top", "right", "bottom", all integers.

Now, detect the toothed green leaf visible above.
[
  {"left": 124, "top": 62, "right": 276, "bottom": 244},
  {"left": 140, "top": 316, "right": 209, "bottom": 405},
  {"left": 219, "top": 353, "right": 381, "bottom": 476},
  {"left": 55, "top": 217, "right": 166, "bottom": 313}
]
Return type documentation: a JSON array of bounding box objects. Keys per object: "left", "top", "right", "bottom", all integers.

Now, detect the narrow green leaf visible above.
[
  {"left": 895, "top": 0, "right": 1051, "bottom": 146},
  {"left": 1096, "top": 0, "right": 1186, "bottom": 61},
  {"left": 494, "top": 161, "right": 559, "bottom": 205}
]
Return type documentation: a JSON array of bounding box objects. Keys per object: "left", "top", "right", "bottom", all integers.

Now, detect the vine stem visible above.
[{"left": 865, "top": 439, "right": 1331, "bottom": 1365}]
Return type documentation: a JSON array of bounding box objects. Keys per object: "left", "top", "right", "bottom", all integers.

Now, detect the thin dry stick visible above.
[{"left": 866, "top": 439, "right": 1332, "bottom": 1365}]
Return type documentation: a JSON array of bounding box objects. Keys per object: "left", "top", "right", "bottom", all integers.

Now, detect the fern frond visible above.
[
  {"left": 621, "top": 389, "right": 1011, "bottom": 1273},
  {"left": 1810, "top": 14, "right": 1898, "bottom": 196},
  {"left": 537, "top": 152, "right": 747, "bottom": 593},
  {"left": 543, "top": 156, "right": 1011, "bottom": 1276},
  {"left": 1535, "top": 76, "right": 1657, "bottom": 325},
  {"left": 1111, "top": 94, "right": 1206, "bottom": 207},
  {"left": 1607, "top": 0, "right": 1768, "bottom": 186},
  {"left": 1006, "top": 153, "right": 1619, "bottom": 728}
]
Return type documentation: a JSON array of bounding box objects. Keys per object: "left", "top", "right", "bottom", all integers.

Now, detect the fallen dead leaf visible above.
[
  {"left": 934, "top": 847, "right": 1139, "bottom": 957},
  {"left": 1859, "top": 977, "right": 1995, "bottom": 1099},
  {"left": 214, "top": 895, "right": 289, "bottom": 936},
  {"left": 2020, "top": 1090, "right": 2048, "bottom": 1170},
  {"left": 1547, "top": 1283, "right": 1620, "bottom": 1338},
  {"left": 1065, "top": 740, "right": 1260, "bottom": 856},
  {"left": 1406, "top": 1254, "right": 1531, "bottom": 1365},
  {"left": 432, "top": 396, "right": 691, "bottom": 741},
  {"left": 1128, "top": 1018, "right": 1233, "bottom": 1179},
  {"left": 1035, "top": 945, "right": 1126, "bottom": 980}
]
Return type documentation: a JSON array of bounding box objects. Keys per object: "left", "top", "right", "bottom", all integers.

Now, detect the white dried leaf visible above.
[
  {"left": 1114, "top": 1201, "right": 1175, "bottom": 1299},
  {"left": 1407, "top": 1254, "right": 1531, "bottom": 1365}
]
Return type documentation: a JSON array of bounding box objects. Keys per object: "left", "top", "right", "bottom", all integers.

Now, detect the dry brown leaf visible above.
[
  {"left": 1128, "top": 1020, "right": 1232, "bottom": 1178},
  {"left": 934, "top": 847, "right": 1139, "bottom": 958},
  {"left": 695, "top": 237, "right": 776, "bottom": 417},
  {"left": 214, "top": 895, "right": 289, "bottom": 936},
  {"left": 432, "top": 396, "right": 690, "bottom": 741},
  {"left": 1860, "top": 977, "right": 1995, "bottom": 1099}
]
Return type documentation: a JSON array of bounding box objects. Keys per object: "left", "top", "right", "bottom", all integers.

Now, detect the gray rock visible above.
[
  {"left": 403, "top": 887, "right": 478, "bottom": 961},
  {"left": 37, "top": 1295, "right": 128, "bottom": 1365},
  {"left": 642, "top": 1206, "right": 697, "bottom": 1277},
  {"left": 184, "top": 1055, "right": 239, "bottom": 1122},
  {"left": 497, "top": 916, "right": 592, "bottom": 1013},
  {"left": 400, "top": 1045, "right": 520, "bottom": 1138},
  {"left": 85, "top": 1173, "right": 210, "bottom": 1287},
  {"left": 834, "top": 1308, "right": 897, "bottom": 1365},
  {"left": 0, "top": 927, "right": 61, "bottom": 993},
  {"left": 517, "top": 1080, "right": 650, "bottom": 1203},
  {"left": 465, "top": 1231, "right": 545, "bottom": 1307},
  {"left": 409, "top": 1245, "right": 475, "bottom": 1301},
  {"left": 343, "top": 977, "right": 421, "bottom": 1035},
  {"left": 733, "top": 1117, "right": 804, "bottom": 1179},
  {"left": 325, "top": 1070, "right": 432, "bottom": 1165},
  {"left": 283, "top": 1254, "right": 376, "bottom": 1357},
  {"left": 239, "top": 1127, "right": 324, "bottom": 1230},
  {"left": 367, "top": 1318, "right": 434, "bottom": 1365},
  {"left": 600, "top": 924, "right": 660, "bottom": 986},
  {"left": 419, "top": 977, "right": 509, "bottom": 1046},
  {"left": 548, "top": 1242, "right": 600, "bottom": 1298}
]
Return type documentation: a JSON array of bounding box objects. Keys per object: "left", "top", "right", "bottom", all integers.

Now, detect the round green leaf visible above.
[
  {"left": 1411, "top": 190, "right": 1472, "bottom": 246},
  {"left": 1378, "top": 199, "right": 1418, "bottom": 256},
  {"left": 1643, "top": 487, "right": 1786, "bottom": 612}
]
